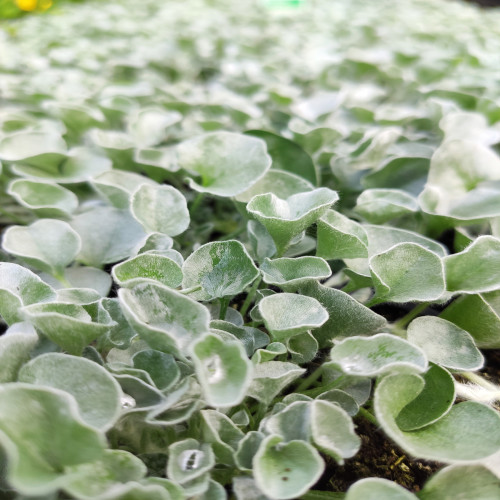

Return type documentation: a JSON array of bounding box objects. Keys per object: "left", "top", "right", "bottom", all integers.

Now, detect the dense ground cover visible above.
[{"left": 1, "top": 0, "right": 500, "bottom": 498}]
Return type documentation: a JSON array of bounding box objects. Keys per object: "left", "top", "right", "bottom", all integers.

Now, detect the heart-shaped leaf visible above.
[
  {"left": 2, "top": 219, "right": 81, "bottom": 277},
  {"left": 444, "top": 236, "right": 500, "bottom": 294},
  {"left": 407, "top": 316, "right": 483, "bottom": 371},
  {"left": 182, "top": 240, "right": 259, "bottom": 301},
  {"left": 131, "top": 184, "right": 190, "bottom": 236},
  {"left": 247, "top": 188, "right": 338, "bottom": 256},
  {"left": 118, "top": 282, "right": 210, "bottom": 356},
  {"left": 375, "top": 373, "right": 500, "bottom": 462},
  {"left": 259, "top": 293, "right": 328, "bottom": 341},
  {"left": 253, "top": 435, "right": 324, "bottom": 500},
  {"left": 18, "top": 353, "right": 122, "bottom": 431},
  {"left": 260, "top": 257, "right": 331, "bottom": 290},
  {"left": 112, "top": 254, "right": 183, "bottom": 289},
  {"left": 0, "top": 262, "right": 56, "bottom": 325},
  {"left": 330, "top": 334, "right": 427, "bottom": 377},
  {"left": 8, "top": 179, "right": 78, "bottom": 218},
  {"left": 0, "top": 384, "right": 106, "bottom": 496},
  {"left": 369, "top": 242, "right": 446, "bottom": 303},
  {"left": 177, "top": 132, "right": 271, "bottom": 197},
  {"left": 190, "top": 333, "right": 253, "bottom": 407}
]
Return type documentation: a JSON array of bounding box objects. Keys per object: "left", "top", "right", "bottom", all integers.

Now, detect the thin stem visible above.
[
  {"left": 189, "top": 192, "right": 205, "bottom": 216},
  {"left": 462, "top": 371, "right": 497, "bottom": 390},
  {"left": 219, "top": 297, "right": 229, "bottom": 320},
  {"left": 239, "top": 276, "right": 262, "bottom": 318},
  {"left": 296, "top": 365, "right": 324, "bottom": 393},
  {"left": 180, "top": 285, "right": 202, "bottom": 295},
  {"left": 301, "top": 375, "right": 347, "bottom": 398},
  {"left": 393, "top": 302, "right": 430, "bottom": 329},
  {"left": 358, "top": 406, "right": 379, "bottom": 426},
  {"left": 53, "top": 272, "right": 73, "bottom": 288}
]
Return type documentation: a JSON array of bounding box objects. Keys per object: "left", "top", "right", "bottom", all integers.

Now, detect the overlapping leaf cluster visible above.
[{"left": 1, "top": 0, "right": 500, "bottom": 498}]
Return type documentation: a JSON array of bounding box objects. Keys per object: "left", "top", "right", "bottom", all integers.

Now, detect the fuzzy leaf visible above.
[
  {"left": 316, "top": 210, "right": 368, "bottom": 260},
  {"left": 419, "top": 464, "right": 500, "bottom": 500},
  {"left": 369, "top": 242, "right": 445, "bottom": 303},
  {"left": 330, "top": 334, "right": 427, "bottom": 377},
  {"left": 127, "top": 107, "right": 182, "bottom": 148},
  {"left": 346, "top": 478, "right": 417, "bottom": 500},
  {"left": 234, "top": 432, "right": 265, "bottom": 471},
  {"left": 247, "top": 361, "right": 305, "bottom": 405},
  {"left": 259, "top": 293, "right": 328, "bottom": 341},
  {"left": 234, "top": 169, "right": 314, "bottom": 203},
  {"left": 131, "top": 184, "right": 190, "bottom": 236},
  {"left": 190, "top": 333, "right": 253, "bottom": 407},
  {"left": 299, "top": 281, "right": 386, "bottom": 347},
  {"left": 395, "top": 363, "right": 455, "bottom": 431},
  {"left": 182, "top": 240, "right": 259, "bottom": 301},
  {"left": 440, "top": 290, "right": 500, "bottom": 348},
  {"left": 70, "top": 207, "right": 146, "bottom": 267},
  {"left": 247, "top": 188, "right": 338, "bottom": 256},
  {"left": 253, "top": 435, "right": 324, "bottom": 500},
  {"left": 260, "top": 257, "right": 331, "bottom": 290},
  {"left": 247, "top": 220, "right": 277, "bottom": 263},
  {"left": 444, "top": 236, "right": 500, "bottom": 294},
  {"left": 0, "top": 384, "right": 106, "bottom": 496},
  {"left": 167, "top": 439, "right": 215, "bottom": 484},
  {"left": 112, "top": 254, "right": 183, "bottom": 289},
  {"left": 2, "top": 219, "right": 81, "bottom": 276},
  {"left": 177, "top": 132, "right": 271, "bottom": 197},
  {"left": 22, "top": 302, "right": 111, "bottom": 355},
  {"left": 0, "top": 262, "right": 56, "bottom": 325},
  {"left": 354, "top": 188, "right": 418, "bottom": 224},
  {"left": 407, "top": 316, "right": 484, "bottom": 371},
  {"left": 118, "top": 282, "right": 210, "bottom": 355},
  {"left": 132, "top": 350, "right": 180, "bottom": 391},
  {"left": 8, "top": 179, "right": 78, "bottom": 218},
  {"left": 288, "top": 331, "right": 318, "bottom": 364},
  {"left": 18, "top": 353, "right": 122, "bottom": 431},
  {"left": 375, "top": 374, "right": 500, "bottom": 462}
]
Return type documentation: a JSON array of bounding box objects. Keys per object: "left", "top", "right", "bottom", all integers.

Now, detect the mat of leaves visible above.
[{"left": 1, "top": 0, "right": 500, "bottom": 498}]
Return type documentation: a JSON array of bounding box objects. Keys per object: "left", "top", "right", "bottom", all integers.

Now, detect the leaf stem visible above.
[
  {"left": 357, "top": 406, "right": 379, "bottom": 426},
  {"left": 53, "top": 272, "right": 73, "bottom": 288},
  {"left": 393, "top": 302, "right": 430, "bottom": 329},
  {"left": 189, "top": 192, "right": 205, "bottom": 216},
  {"left": 296, "top": 365, "right": 324, "bottom": 393},
  {"left": 239, "top": 276, "right": 262, "bottom": 318},
  {"left": 301, "top": 375, "right": 346, "bottom": 398},
  {"left": 180, "top": 285, "right": 202, "bottom": 295},
  {"left": 219, "top": 297, "right": 230, "bottom": 320}
]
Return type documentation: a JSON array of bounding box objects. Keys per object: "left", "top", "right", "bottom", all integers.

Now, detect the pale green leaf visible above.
[
  {"left": 18, "top": 353, "right": 122, "bottom": 431},
  {"left": 182, "top": 240, "right": 259, "bottom": 301},
  {"left": 167, "top": 439, "right": 215, "bottom": 485},
  {"left": 259, "top": 293, "right": 328, "bottom": 341},
  {"left": 374, "top": 374, "right": 500, "bottom": 462},
  {"left": 8, "top": 179, "right": 78, "bottom": 218},
  {"left": 330, "top": 334, "right": 427, "bottom": 377},
  {"left": 190, "top": 333, "right": 253, "bottom": 407},
  {"left": 346, "top": 478, "right": 417, "bottom": 500},
  {"left": 247, "top": 188, "right": 338, "bottom": 256},
  {"left": 2, "top": 219, "right": 81, "bottom": 276},
  {"left": 177, "top": 132, "right": 271, "bottom": 197},
  {"left": 127, "top": 107, "right": 182, "bottom": 148},
  {"left": 253, "top": 435, "right": 324, "bottom": 500},
  {"left": 131, "top": 184, "right": 190, "bottom": 236},
  {"left": 407, "top": 316, "right": 483, "bottom": 371},
  {"left": 247, "top": 220, "right": 277, "bottom": 263}
]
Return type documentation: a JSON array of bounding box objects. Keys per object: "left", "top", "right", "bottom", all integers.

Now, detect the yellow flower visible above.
[{"left": 15, "top": 0, "right": 37, "bottom": 11}]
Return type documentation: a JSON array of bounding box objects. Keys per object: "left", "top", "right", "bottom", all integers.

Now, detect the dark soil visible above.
[{"left": 314, "top": 418, "right": 442, "bottom": 494}]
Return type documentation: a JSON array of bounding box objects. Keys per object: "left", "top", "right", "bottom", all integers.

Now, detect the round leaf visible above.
[
  {"left": 182, "top": 240, "right": 259, "bottom": 301},
  {"left": 177, "top": 132, "right": 271, "bottom": 197},
  {"left": 131, "top": 184, "right": 190, "bottom": 236},
  {"left": 18, "top": 353, "right": 122, "bottom": 431},
  {"left": 346, "top": 478, "right": 417, "bottom": 500},
  {"left": 167, "top": 439, "right": 215, "bottom": 484},
  {"left": 2, "top": 219, "right": 81, "bottom": 276},
  {"left": 253, "top": 435, "right": 324, "bottom": 500},
  {"left": 259, "top": 293, "right": 328, "bottom": 341}
]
